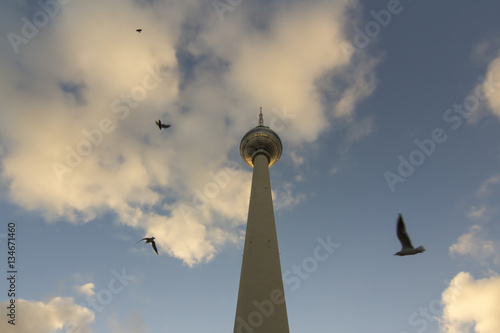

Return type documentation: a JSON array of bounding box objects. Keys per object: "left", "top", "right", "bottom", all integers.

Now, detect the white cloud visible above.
[
  {"left": 449, "top": 225, "right": 500, "bottom": 265},
  {"left": 273, "top": 182, "right": 305, "bottom": 212},
  {"left": 0, "top": 0, "right": 378, "bottom": 266},
  {"left": 466, "top": 206, "right": 489, "bottom": 220},
  {"left": 289, "top": 150, "right": 305, "bottom": 167},
  {"left": 107, "top": 311, "right": 146, "bottom": 333},
  {"left": 329, "top": 167, "right": 339, "bottom": 177},
  {"left": 330, "top": 58, "right": 379, "bottom": 119},
  {"left": 480, "top": 54, "right": 500, "bottom": 118},
  {"left": 471, "top": 37, "right": 500, "bottom": 65},
  {"left": 477, "top": 175, "right": 500, "bottom": 197},
  {"left": 344, "top": 116, "right": 376, "bottom": 143},
  {"left": 294, "top": 173, "right": 304, "bottom": 182},
  {"left": 440, "top": 272, "right": 500, "bottom": 333},
  {"left": 75, "top": 283, "right": 96, "bottom": 297},
  {"left": 203, "top": 0, "right": 376, "bottom": 143},
  {"left": 0, "top": 297, "right": 94, "bottom": 333}
]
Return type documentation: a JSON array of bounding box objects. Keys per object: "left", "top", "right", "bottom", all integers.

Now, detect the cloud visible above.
[
  {"left": 476, "top": 175, "right": 500, "bottom": 197},
  {"left": 344, "top": 115, "right": 375, "bottom": 143},
  {"left": 440, "top": 272, "right": 500, "bottom": 333},
  {"left": 273, "top": 182, "right": 305, "bottom": 212},
  {"left": 472, "top": 36, "right": 500, "bottom": 64},
  {"left": 468, "top": 41, "right": 500, "bottom": 124},
  {"left": 480, "top": 53, "right": 500, "bottom": 118},
  {"left": 289, "top": 150, "right": 305, "bottom": 167},
  {"left": 466, "top": 205, "right": 489, "bottom": 220},
  {"left": 0, "top": 0, "right": 378, "bottom": 266},
  {"left": 0, "top": 297, "right": 94, "bottom": 333},
  {"left": 75, "top": 283, "right": 96, "bottom": 297},
  {"left": 329, "top": 167, "right": 339, "bottom": 177},
  {"left": 449, "top": 225, "right": 500, "bottom": 265},
  {"left": 202, "top": 0, "right": 377, "bottom": 143},
  {"left": 107, "top": 311, "right": 146, "bottom": 333},
  {"left": 0, "top": 0, "right": 180, "bottom": 222}
]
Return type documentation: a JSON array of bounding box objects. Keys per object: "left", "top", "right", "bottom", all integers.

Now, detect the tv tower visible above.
[{"left": 233, "top": 108, "right": 289, "bottom": 333}]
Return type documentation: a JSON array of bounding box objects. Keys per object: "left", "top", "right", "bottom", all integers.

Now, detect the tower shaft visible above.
[{"left": 233, "top": 153, "right": 289, "bottom": 333}]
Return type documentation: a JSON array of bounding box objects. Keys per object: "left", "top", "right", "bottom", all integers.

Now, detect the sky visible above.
[{"left": 1, "top": 0, "right": 500, "bottom": 332}]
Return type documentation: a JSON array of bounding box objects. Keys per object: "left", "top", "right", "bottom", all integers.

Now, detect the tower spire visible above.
[{"left": 259, "top": 107, "right": 264, "bottom": 126}]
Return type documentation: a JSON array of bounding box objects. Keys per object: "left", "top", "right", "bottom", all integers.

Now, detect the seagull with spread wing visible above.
[
  {"left": 137, "top": 237, "right": 158, "bottom": 255},
  {"left": 155, "top": 120, "right": 171, "bottom": 130},
  {"left": 395, "top": 214, "right": 425, "bottom": 256}
]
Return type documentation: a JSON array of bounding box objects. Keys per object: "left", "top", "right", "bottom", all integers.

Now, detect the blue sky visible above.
[{"left": 1, "top": 0, "right": 500, "bottom": 332}]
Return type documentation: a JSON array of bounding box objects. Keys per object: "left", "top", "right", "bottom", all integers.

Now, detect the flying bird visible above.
[
  {"left": 137, "top": 237, "right": 158, "bottom": 255},
  {"left": 395, "top": 214, "right": 425, "bottom": 256},
  {"left": 155, "top": 120, "right": 171, "bottom": 130},
  {"left": 136, "top": 29, "right": 142, "bottom": 33}
]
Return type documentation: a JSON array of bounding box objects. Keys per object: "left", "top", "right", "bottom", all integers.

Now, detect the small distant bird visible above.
[
  {"left": 137, "top": 237, "right": 158, "bottom": 255},
  {"left": 155, "top": 120, "right": 171, "bottom": 130},
  {"left": 395, "top": 214, "right": 425, "bottom": 256},
  {"left": 136, "top": 29, "right": 142, "bottom": 33}
]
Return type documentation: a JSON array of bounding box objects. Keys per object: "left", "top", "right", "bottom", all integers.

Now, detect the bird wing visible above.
[
  {"left": 160, "top": 124, "right": 171, "bottom": 128},
  {"left": 136, "top": 238, "right": 147, "bottom": 244},
  {"left": 397, "top": 215, "right": 414, "bottom": 249},
  {"left": 151, "top": 240, "right": 159, "bottom": 255}
]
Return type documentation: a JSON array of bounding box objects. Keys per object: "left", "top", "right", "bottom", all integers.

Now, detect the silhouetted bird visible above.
[
  {"left": 155, "top": 120, "right": 171, "bottom": 130},
  {"left": 136, "top": 29, "right": 142, "bottom": 33},
  {"left": 395, "top": 214, "right": 425, "bottom": 256},
  {"left": 137, "top": 237, "right": 158, "bottom": 255}
]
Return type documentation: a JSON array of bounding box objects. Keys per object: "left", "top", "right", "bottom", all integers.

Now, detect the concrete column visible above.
[{"left": 233, "top": 153, "right": 289, "bottom": 333}]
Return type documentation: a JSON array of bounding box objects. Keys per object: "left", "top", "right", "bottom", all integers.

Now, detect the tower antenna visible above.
[{"left": 259, "top": 107, "right": 264, "bottom": 126}]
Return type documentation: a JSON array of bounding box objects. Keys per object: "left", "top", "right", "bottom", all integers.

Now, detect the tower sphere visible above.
[{"left": 240, "top": 124, "right": 282, "bottom": 167}]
